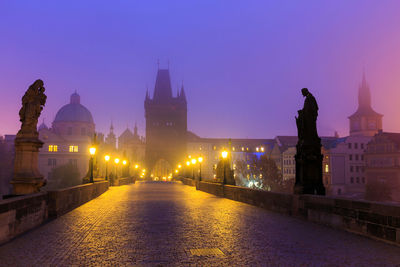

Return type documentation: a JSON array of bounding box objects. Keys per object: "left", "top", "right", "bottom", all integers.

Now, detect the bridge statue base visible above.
[{"left": 11, "top": 136, "right": 46, "bottom": 195}]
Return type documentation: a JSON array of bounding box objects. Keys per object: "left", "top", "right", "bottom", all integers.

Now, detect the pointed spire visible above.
[
  {"left": 358, "top": 70, "right": 371, "bottom": 109},
  {"left": 134, "top": 122, "right": 138, "bottom": 136},
  {"left": 153, "top": 69, "right": 173, "bottom": 101},
  {"left": 177, "top": 86, "right": 180, "bottom": 97},
  {"left": 110, "top": 121, "right": 114, "bottom": 133},
  {"left": 180, "top": 83, "right": 187, "bottom": 103},
  {"left": 145, "top": 87, "right": 150, "bottom": 100}
]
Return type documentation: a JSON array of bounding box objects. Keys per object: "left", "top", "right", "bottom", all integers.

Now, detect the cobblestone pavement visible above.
[{"left": 1, "top": 182, "right": 400, "bottom": 266}]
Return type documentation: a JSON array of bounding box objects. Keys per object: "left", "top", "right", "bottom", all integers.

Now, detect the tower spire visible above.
[
  {"left": 358, "top": 71, "right": 371, "bottom": 109},
  {"left": 180, "top": 83, "right": 187, "bottom": 103}
]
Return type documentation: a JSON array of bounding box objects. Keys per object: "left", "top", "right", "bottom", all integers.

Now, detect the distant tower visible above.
[
  {"left": 348, "top": 72, "right": 383, "bottom": 136},
  {"left": 145, "top": 69, "right": 187, "bottom": 177},
  {"left": 105, "top": 122, "right": 117, "bottom": 149}
]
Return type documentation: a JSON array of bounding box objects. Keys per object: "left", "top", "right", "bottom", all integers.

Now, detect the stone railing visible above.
[
  {"left": 47, "top": 181, "right": 109, "bottom": 217},
  {"left": 0, "top": 181, "right": 109, "bottom": 245},
  {"left": 183, "top": 180, "right": 400, "bottom": 246},
  {"left": 111, "top": 177, "right": 135, "bottom": 186},
  {"left": 0, "top": 192, "right": 48, "bottom": 245}
]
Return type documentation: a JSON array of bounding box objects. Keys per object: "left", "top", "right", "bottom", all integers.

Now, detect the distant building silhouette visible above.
[
  {"left": 145, "top": 69, "right": 187, "bottom": 178},
  {"left": 349, "top": 72, "right": 383, "bottom": 136}
]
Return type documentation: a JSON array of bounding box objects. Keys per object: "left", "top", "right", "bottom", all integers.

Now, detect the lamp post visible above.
[
  {"left": 104, "top": 155, "right": 110, "bottom": 180},
  {"left": 198, "top": 157, "right": 203, "bottom": 181},
  {"left": 186, "top": 161, "right": 191, "bottom": 178},
  {"left": 221, "top": 150, "right": 228, "bottom": 184},
  {"left": 191, "top": 158, "right": 197, "bottom": 179},
  {"left": 89, "top": 147, "right": 96, "bottom": 183},
  {"left": 114, "top": 158, "right": 120, "bottom": 179},
  {"left": 122, "top": 160, "right": 127, "bottom": 177}
]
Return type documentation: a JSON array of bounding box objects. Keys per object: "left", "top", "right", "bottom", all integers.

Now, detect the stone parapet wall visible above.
[
  {"left": 188, "top": 181, "right": 400, "bottom": 246},
  {"left": 0, "top": 181, "right": 109, "bottom": 245},
  {"left": 0, "top": 193, "right": 48, "bottom": 244},
  {"left": 47, "top": 181, "right": 109, "bottom": 217},
  {"left": 181, "top": 178, "right": 196, "bottom": 187},
  {"left": 111, "top": 177, "right": 134, "bottom": 186}
]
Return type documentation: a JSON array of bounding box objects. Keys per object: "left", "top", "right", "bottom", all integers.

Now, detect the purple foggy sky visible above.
[{"left": 1, "top": 1, "right": 400, "bottom": 139}]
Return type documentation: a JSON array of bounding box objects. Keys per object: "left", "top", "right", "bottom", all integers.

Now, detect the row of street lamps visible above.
[{"left": 88, "top": 146, "right": 144, "bottom": 183}]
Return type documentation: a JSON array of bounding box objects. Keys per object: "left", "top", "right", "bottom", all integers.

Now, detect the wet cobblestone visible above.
[{"left": 0, "top": 181, "right": 400, "bottom": 266}]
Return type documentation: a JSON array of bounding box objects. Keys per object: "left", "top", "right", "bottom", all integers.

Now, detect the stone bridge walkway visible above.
[{"left": 0, "top": 182, "right": 400, "bottom": 266}]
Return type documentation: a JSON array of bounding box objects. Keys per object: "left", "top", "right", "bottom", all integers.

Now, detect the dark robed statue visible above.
[
  {"left": 18, "top": 79, "right": 47, "bottom": 136},
  {"left": 294, "top": 88, "right": 325, "bottom": 195},
  {"left": 11, "top": 79, "right": 47, "bottom": 195}
]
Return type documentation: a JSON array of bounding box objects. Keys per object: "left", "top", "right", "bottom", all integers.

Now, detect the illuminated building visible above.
[{"left": 38, "top": 92, "right": 95, "bottom": 188}]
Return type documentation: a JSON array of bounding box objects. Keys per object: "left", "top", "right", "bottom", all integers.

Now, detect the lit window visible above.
[
  {"left": 241, "top": 147, "right": 244, "bottom": 151},
  {"left": 233, "top": 164, "right": 236, "bottom": 170},
  {"left": 213, "top": 146, "right": 216, "bottom": 150},
  {"left": 69, "top": 145, "right": 78, "bottom": 152},
  {"left": 261, "top": 147, "right": 264, "bottom": 152},
  {"left": 247, "top": 164, "right": 250, "bottom": 170},
  {"left": 232, "top": 147, "right": 235, "bottom": 151},
  {"left": 246, "top": 147, "right": 249, "bottom": 151},
  {"left": 325, "top": 164, "right": 329, "bottom": 173},
  {"left": 256, "top": 147, "right": 259, "bottom": 152},
  {"left": 48, "top": 145, "right": 58, "bottom": 152}
]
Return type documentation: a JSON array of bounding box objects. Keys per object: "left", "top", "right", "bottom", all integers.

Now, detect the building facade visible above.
[
  {"left": 364, "top": 132, "right": 400, "bottom": 202},
  {"left": 38, "top": 92, "right": 95, "bottom": 188},
  {"left": 145, "top": 69, "right": 187, "bottom": 178}
]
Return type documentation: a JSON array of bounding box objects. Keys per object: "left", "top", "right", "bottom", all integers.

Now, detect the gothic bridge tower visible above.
[{"left": 144, "top": 69, "right": 187, "bottom": 178}]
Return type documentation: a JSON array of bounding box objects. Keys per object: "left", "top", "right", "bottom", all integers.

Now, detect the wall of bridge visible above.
[
  {"left": 0, "top": 181, "right": 110, "bottom": 245},
  {"left": 182, "top": 178, "right": 400, "bottom": 246}
]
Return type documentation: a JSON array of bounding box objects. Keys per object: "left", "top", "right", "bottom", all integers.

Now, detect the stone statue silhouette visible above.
[
  {"left": 18, "top": 79, "right": 47, "bottom": 136},
  {"left": 296, "top": 88, "right": 319, "bottom": 142},
  {"left": 294, "top": 88, "right": 325, "bottom": 195}
]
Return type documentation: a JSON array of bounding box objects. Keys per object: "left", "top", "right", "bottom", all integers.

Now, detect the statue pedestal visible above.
[
  {"left": 11, "top": 136, "right": 46, "bottom": 195},
  {"left": 294, "top": 139, "right": 325, "bottom": 195}
]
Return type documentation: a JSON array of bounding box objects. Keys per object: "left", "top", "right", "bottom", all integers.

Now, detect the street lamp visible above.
[
  {"left": 114, "top": 158, "right": 120, "bottom": 179},
  {"left": 104, "top": 155, "right": 110, "bottom": 180},
  {"left": 191, "top": 158, "right": 197, "bottom": 179},
  {"left": 198, "top": 156, "right": 203, "bottom": 181},
  {"left": 89, "top": 147, "right": 96, "bottom": 183},
  {"left": 221, "top": 150, "right": 228, "bottom": 184}
]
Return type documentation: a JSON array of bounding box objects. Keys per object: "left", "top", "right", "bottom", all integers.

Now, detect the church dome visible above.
[{"left": 53, "top": 92, "right": 94, "bottom": 124}]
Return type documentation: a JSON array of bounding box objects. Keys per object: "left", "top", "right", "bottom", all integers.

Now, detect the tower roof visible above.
[
  {"left": 153, "top": 69, "right": 173, "bottom": 101},
  {"left": 349, "top": 72, "right": 382, "bottom": 118}
]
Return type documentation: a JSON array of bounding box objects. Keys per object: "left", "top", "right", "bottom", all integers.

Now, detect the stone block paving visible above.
[{"left": 0, "top": 181, "right": 400, "bottom": 266}]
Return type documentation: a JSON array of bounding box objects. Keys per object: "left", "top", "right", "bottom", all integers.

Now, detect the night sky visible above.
[{"left": 1, "top": 1, "right": 400, "bottom": 139}]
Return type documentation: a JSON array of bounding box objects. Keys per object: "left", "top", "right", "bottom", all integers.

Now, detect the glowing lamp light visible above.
[
  {"left": 114, "top": 158, "right": 120, "bottom": 164},
  {"left": 198, "top": 157, "right": 203, "bottom": 163},
  {"left": 142, "top": 169, "right": 146, "bottom": 173},
  {"left": 122, "top": 160, "right": 127, "bottom": 165},
  {"left": 175, "top": 169, "right": 178, "bottom": 173},
  {"left": 222, "top": 151, "right": 228, "bottom": 159},
  {"left": 89, "top": 147, "right": 96, "bottom": 155},
  {"left": 186, "top": 161, "right": 190, "bottom": 166},
  {"left": 191, "top": 158, "right": 197, "bottom": 164},
  {"left": 104, "top": 155, "right": 110, "bottom": 161},
  {"left": 135, "top": 164, "right": 139, "bottom": 169},
  {"left": 178, "top": 164, "right": 182, "bottom": 169}
]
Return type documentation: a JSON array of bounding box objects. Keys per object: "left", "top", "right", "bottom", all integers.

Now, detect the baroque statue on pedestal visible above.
[{"left": 294, "top": 88, "right": 325, "bottom": 195}]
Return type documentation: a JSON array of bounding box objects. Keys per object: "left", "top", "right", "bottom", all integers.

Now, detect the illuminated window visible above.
[
  {"left": 233, "top": 164, "right": 236, "bottom": 170},
  {"left": 261, "top": 147, "right": 264, "bottom": 152},
  {"left": 232, "top": 147, "right": 235, "bottom": 151},
  {"left": 247, "top": 164, "right": 250, "bottom": 170},
  {"left": 213, "top": 146, "right": 216, "bottom": 150},
  {"left": 325, "top": 164, "right": 329, "bottom": 173},
  {"left": 69, "top": 145, "right": 78, "bottom": 152},
  {"left": 241, "top": 147, "right": 244, "bottom": 151},
  {"left": 256, "top": 147, "right": 259, "bottom": 152},
  {"left": 48, "top": 145, "right": 58, "bottom": 152},
  {"left": 246, "top": 147, "right": 249, "bottom": 151}
]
